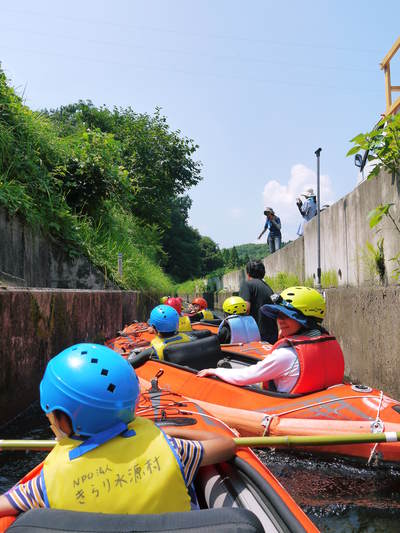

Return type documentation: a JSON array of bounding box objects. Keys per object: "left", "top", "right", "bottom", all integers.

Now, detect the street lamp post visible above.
[{"left": 315, "top": 148, "right": 322, "bottom": 289}]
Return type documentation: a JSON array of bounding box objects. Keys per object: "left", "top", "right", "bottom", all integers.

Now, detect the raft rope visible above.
[
  {"left": 261, "top": 393, "right": 387, "bottom": 435},
  {"left": 367, "top": 390, "right": 385, "bottom": 465},
  {"left": 136, "top": 394, "right": 239, "bottom": 435}
]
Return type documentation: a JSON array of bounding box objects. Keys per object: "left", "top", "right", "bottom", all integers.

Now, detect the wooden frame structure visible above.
[{"left": 380, "top": 36, "right": 400, "bottom": 116}]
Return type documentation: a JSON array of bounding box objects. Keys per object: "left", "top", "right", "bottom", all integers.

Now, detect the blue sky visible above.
[{"left": 1, "top": 1, "right": 399, "bottom": 247}]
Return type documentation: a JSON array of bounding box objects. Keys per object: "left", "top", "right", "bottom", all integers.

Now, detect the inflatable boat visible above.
[
  {"left": 124, "top": 335, "right": 400, "bottom": 465},
  {"left": 106, "top": 320, "right": 270, "bottom": 359},
  {"left": 0, "top": 380, "right": 317, "bottom": 533}
]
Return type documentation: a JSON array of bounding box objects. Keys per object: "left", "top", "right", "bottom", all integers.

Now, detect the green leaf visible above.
[{"left": 346, "top": 146, "right": 361, "bottom": 156}]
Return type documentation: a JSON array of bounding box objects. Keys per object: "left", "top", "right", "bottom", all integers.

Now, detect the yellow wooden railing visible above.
[{"left": 380, "top": 36, "right": 400, "bottom": 116}]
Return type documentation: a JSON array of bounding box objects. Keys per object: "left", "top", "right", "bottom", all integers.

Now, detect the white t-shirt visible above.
[{"left": 213, "top": 346, "right": 299, "bottom": 393}]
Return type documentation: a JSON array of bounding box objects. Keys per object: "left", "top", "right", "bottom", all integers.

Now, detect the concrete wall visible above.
[
  {"left": 323, "top": 287, "right": 400, "bottom": 399},
  {"left": 0, "top": 208, "right": 117, "bottom": 289},
  {"left": 263, "top": 237, "right": 305, "bottom": 281},
  {"left": 0, "top": 289, "right": 157, "bottom": 426},
  {"left": 304, "top": 171, "right": 400, "bottom": 286}
]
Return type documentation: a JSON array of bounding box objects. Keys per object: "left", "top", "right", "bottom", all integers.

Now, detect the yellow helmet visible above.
[
  {"left": 280, "top": 286, "right": 325, "bottom": 320},
  {"left": 223, "top": 296, "right": 247, "bottom": 316},
  {"left": 160, "top": 296, "right": 169, "bottom": 304}
]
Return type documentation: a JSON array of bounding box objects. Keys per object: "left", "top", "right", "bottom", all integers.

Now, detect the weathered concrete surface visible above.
[
  {"left": 208, "top": 269, "right": 246, "bottom": 292},
  {"left": 263, "top": 238, "right": 305, "bottom": 281},
  {"left": 324, "top": 286, "right": 400, "bottom": 399},
  {"left": 0, "top": 289, "right": 157, "bottom": 425},
  {"left": 304, "top": 171, "right": 400, "bottom": 286},
  {"left": 0, "top": 208, "right": 118, "bottom": 289}
]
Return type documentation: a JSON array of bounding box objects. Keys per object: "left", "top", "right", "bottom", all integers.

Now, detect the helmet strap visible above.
[{"left": 69, "top": 421, "right": 131, "bottom": 460}]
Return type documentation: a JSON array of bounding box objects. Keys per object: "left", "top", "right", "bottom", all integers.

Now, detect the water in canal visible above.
[{"left": 2, "top": 402, "right": 400, "bottom": 532}]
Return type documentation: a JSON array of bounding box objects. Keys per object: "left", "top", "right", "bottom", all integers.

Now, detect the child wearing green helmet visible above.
[
  {"left": 217, "top": 296, "right": 261, "bottom": 344},
  {"left": 199, "top": 287, "right": 344, "bottom": 394}
]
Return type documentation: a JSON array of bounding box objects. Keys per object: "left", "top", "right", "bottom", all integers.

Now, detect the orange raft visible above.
[
  {"left": 0, "top": 380, "right": 317, "bottom": 533},
  {"left": 106, "top": 320, "right": 271, "bottom": 359},
  {"left": 118, "top": 336, "right": 400, "bottom": 466}
]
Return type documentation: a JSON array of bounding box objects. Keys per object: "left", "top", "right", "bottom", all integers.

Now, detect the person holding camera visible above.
[
  {"left": 296, "top": 188, "right": 317, "bottom": 236},
  {"left": 258, "top": 207, "right": 281, "bottom": 254}
]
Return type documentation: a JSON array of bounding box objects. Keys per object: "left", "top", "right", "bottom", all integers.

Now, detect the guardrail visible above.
[{"left": 380, "top": 36, "right": 400, "bottom": 116}]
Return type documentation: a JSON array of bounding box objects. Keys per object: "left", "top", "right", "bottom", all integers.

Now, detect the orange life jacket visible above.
[{"left": 264, "top": 332, "right": 344, "bottom": 394}]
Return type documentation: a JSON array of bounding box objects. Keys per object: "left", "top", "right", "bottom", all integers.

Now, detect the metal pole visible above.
[
  {"left": 315, "top": 148, "right": 322, "bottom": 289},
  {"left": 118, "top": 252, "right": 123, "bottom": 277}
]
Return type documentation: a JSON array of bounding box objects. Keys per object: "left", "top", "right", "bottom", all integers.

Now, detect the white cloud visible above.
[{"left": 261, "top": 164, "right": 335, "bottom": 240}]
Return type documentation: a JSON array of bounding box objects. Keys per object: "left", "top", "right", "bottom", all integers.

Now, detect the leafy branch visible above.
[{"left": 348, "top": 114, "right": 400, "bottom": 283}]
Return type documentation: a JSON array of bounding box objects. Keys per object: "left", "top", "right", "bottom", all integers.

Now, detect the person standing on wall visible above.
[
  {"left": 296, "top": 188, "right": 317, "bottom": 237},
  {"left": 258, "top": 207, "right": 281, "bottom": 254},
  {"left": 239, "top": 260, "right": 278, "bottom": 344}
]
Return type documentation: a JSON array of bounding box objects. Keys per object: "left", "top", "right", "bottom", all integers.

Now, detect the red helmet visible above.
[
  {"left": 192, "top": 297, "right": 208, "bottom": 310},
  {"left": 165, "top": 297, "right": 182, "bottom": 315}
]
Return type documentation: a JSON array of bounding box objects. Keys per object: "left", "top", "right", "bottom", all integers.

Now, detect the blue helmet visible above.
[
  {"left": 148, "top": 304, "right": 179, "bottom": 333},
  {"left": 40, "top": 343, "right": 139, "bottom": 437}
]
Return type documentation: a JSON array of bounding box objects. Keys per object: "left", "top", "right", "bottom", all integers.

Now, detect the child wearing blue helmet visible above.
[
  {"left": 0, "top": 343, "right": 235, "bottom": 518},
  {"left": 131, "top": 305, "right": 193, "bottom": 363}
]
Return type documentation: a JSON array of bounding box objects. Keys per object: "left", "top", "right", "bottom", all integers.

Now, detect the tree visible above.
[
  {"left": 199, "top": 237, "right": 224, "bottom": 276},
  {"left": 160, "top": 196, "right": 202, "bottom": 282},
  {"left": 231, "top": 246, "right": 240, "bottom": 268},
  {"left": 46, "top": 101, "right": 202, "bottom": 228}
]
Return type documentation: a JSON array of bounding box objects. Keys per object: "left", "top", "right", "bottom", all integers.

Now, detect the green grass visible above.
[
  {"left": 321, "top": 270, "right": 339, "bottom": 288},
  {"left": 78, "top": 204, "right": 174, "bottom": 292},
  {"left": 264, "top": 270, "right": 338, "bottom": 292},
  {"left": 175, "top": 278, "right": 207, "bottom": 295},
  {"left": 264, "top": 272, "right": 303, "bottom": 293}
]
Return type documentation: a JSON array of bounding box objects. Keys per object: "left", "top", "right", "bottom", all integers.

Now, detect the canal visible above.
[{"left": 1, "top": 402, "right": 400, "bottom": 532}]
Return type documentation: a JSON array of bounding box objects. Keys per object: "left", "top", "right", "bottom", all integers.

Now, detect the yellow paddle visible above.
[
  {"left": 234, "top": 431, "right": 400, "bottom": 447},
  {"left": 1, "top": 431, "right": 400, "bottom": 451},
  {"left": 0, "top": 440, "right": 56, "bottom": 450}
]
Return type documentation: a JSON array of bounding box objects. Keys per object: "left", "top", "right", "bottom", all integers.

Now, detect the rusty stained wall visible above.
[{"left": 0, "top": 289, "right": 157, "bottom": 426}]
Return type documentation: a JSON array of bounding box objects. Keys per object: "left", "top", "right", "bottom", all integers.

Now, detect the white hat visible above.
[{"left": 301, "top": 188, "right": 315, "bottom": 197}]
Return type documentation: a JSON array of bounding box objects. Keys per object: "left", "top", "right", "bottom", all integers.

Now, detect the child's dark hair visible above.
[{"left": 246, "top": 260, "right": 265, "bottom": 279}]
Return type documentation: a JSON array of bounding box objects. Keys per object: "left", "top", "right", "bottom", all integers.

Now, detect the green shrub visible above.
[
  {"left": 321, "top": 270, "right": 339, "bottom": 288},
  {"left": 175, "top": 278, "right": 206, "bottom": 295},
  {"left": 264, "top": 272, "right": 301, "bottom": 293},
  {"left": 0, "top": 69, "right": 176, "bottom": 291}
]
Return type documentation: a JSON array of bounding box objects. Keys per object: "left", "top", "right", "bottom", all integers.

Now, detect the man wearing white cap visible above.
[{"left": 296, "top": 188, "right": 317, "bottom": 236}]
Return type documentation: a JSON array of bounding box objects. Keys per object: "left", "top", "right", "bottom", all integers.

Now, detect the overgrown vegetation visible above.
[
  {"left": 348, "top": 113, "right": 400, "bottom": 283},
  {"left": 362, "top": 239, "right": 386, "bottom": 285},
  {"left": 176, "top": 278, "right": 207, "bottom": 296},
  {"left": 264, "top": 273, "right": 303, "bottom": 293},
  {"left": 0, "top": 68, "right": 226, "bottom": 290},
  {"left": 321, "top": 269, "right": 339, "bottom": 288}
]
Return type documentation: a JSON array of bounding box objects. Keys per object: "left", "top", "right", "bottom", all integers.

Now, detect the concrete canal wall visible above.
[
  {"left": 0, "top": 289, "right": 157, "bottom": 426},
  {"left": 323, "top": 286, "right": 400, "bottom": 400},
  {"left": 0, "top": 208, "right": 117, "bottom": 289}
]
